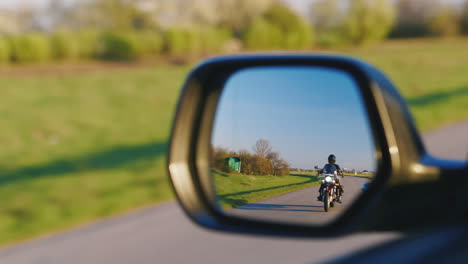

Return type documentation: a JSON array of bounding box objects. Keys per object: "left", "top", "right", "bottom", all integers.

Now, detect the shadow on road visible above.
[
  {"left": 0, "top": 141, "right": 166, "bottom": 186},
  {"left": 236, "top": 203, "right": 323, "bottom": 213}
]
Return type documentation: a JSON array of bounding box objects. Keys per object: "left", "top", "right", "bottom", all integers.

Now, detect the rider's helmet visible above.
[{"left": 328, "top": 154, "right": 336, "bottom": 164}]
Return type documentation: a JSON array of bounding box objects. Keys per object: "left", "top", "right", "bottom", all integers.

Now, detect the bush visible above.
[
  {"left": 139, "top": 30, "right": 163, "bottom": 56},
  {"left": 263, "top": 2, "right": 314, "bottom": 49},
  {"left": 212, "top": 147, "right": 236, "bottom": 172},
  {"left": 185, "top": 29, "right": 203, "bottom": 56},
  {"left": 200, "top": 27, "right": 231, "bottom": 54},
  {"left": 243, "top": 19, "right": 282, "bottom": 50},
  {"left": 98, "top": 31, "right": 144, "bottom": 61},
  {"left": 50, "top": 31, "right": 80, "bottom": 60},
  {"left": 164, "top": 28, "right": 206, "bottom": 58},
  {"left": 164, "top": 28, "right": 187, "bottom": 57},
  {"left": 310, "top": 0, "right": 346, "bottom": 47},
  {"left": 244, "top": 3, "right": 313, "bottom": 50},
  {"left": 76, "top": 30, "right": 100, "bottom": 59},
  {"left": 343, "top": 0, "right": 396, "bottom": 44},
  {"left": 0, "top": 37, "right": 11, "bottom": 64},
  {"left": 315, "top": 32, "right": 350, "bottom": 47},
  {"left": 10, "top": 34, "right": 52, "bottom": 63},
  {"left": 283, "top": 21, "right": 313, "bottom": 50},
  {"left": 250, "top": 155, "right": 274, "bottom": 175},
  {"left": 212, "top": 139, "right": 291, "bottom": 176}
]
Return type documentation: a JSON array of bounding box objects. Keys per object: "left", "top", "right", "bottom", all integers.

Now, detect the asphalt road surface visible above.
[
  {"left": 0, "top": 122, "right": 466, "bottom": 264},
  {"left": 229, "top": 176, "right": 368, "bottom": 225},
  {"left": 423, "top": 121, "right": 467, "bottom": 161}
]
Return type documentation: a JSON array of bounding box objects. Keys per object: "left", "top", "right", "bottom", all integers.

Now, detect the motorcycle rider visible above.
[{"left": 317, "top": 154, "right": 344, "bottom": 202}]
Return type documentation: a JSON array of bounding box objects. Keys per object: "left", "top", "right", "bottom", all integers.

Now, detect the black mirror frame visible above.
[{"left": 167, "top": 54, "right": 466, "bottom": 237}]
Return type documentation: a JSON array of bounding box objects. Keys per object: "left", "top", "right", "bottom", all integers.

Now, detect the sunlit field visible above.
[
  {"left": 0, "top": 66, "right": 187, "bottom": 245},
  {"left": 344, "top": 37, "right": 468, "bottom": 131}
]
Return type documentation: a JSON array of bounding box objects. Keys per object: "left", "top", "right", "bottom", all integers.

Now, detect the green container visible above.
[{"left": 226, "top": 157, "right": 241, "bottom": 173}]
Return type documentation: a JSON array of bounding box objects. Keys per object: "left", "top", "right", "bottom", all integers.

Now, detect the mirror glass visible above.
[{"left": 211, "top": 66, "right": 376, "bottom": 226}]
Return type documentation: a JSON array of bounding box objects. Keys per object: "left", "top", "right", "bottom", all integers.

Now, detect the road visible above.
[
  {"left": 229, "top": 176, "right": 367, "bottom": 225},
  {"left": 0, "top": 122, "right": 466, "bottom": 264},
  {"left": 422, "top": 121, "right": 467, "bottom": 161}
]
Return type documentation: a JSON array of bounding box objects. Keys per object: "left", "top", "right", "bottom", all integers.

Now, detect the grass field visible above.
[
  {"left": 214, "top": 170, "right": 321, "bottom": 209},
  {"left": 0, "top": 38, "right": 467, "bottom": 246},
  {"left": 0, "top": 66, "right": 188, "bottom": 245},
  {"left": 342, "top": 37, "right": 468, "bottom": 131}
]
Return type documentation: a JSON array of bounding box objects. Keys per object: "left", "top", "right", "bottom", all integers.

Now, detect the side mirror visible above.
[{"left": 168, "top": 54, "right": 467, "bottom": 237}]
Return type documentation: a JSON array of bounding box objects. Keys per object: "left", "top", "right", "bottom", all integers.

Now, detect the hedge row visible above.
[
  {"left": 164, "top": 27, "right": 231, "bottom": 58},
  {"left": 0, "top": 27, "right": 232, "bottom": 63},
  {"left": 243, "top": 19, "right": 312, "bottom": 50}
]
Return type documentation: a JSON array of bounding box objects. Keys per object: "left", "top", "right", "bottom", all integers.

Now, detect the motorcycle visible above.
[{"left": 319, "top": 171, "right": 342, "bottom": 212}]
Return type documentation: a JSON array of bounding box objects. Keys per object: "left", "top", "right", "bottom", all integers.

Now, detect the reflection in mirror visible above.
[{"left": 211, "top": 66, "right": 376, "bottom": 226}]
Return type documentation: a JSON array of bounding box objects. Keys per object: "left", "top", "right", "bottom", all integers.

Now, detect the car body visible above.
[{"left": 167, "top": 54, "right": 467, "bottom": 263}]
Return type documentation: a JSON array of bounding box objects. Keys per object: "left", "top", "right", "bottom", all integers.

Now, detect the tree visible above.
[
  {"left": 153, "top": 0, "right": 212, "bottom": 29},
  {"left": 238, "top": 149, "right": 252, "bottom": 174},
  {"left": 266, "top": 151, "right": 280, "bottom": 175},
  {"left": 15, "top": 3, "right": 43, "bottom": 31},
  {"left": 0, "top": 37, "right": 10, "bottom": 64},
  {"left": 10, "top": 34, "right": 52, "bottom": 63},
  {"left": 429, "top": 5, "right": 460, "bottom": 37},
  {"left": 251, "top": 155, "right": 274, "bottom": 175},
  {"left": 217, "top": 0, "right": 273, "bottom": 36},
  {"left": 343, "top": 0, "right": 396, "bottom": 44},
  {"left": 263, "top": 2, "right": 302, "bottom": 32},
  {"left": 276, "top": 158, "right": 291, "bottom": 175},
  {"left": 390, "top": 0, "right": 437, "bottom": 38},
  {"left": 266, "top": 151, "right": 290, "bottom": 175},
  {"left": 79, "top": 0, "right": 158, "bottom": 30},
  {"left": 0, "top": 11, "right": 20, "bottom": 34},
  {"left": 263, "top": 2, "right": 313, "bottom": 49},
  {"left": 190, "top": 0, "right": 220, "bottom": 26},
  {"left": 243, "top": 2, "right": 313, "bottom": 50},
  {"left": 50, "top": 31, "right": 80, "bottom": 60},
  {"left": 310, "top": 0, "right": 341, "bottom": 32},
  {"left": 253, "top": 139, "right": 272, "bottom": 158},
  {"left": 243, "top": 18, "right": 282, "bottom": 50},
  {"left": 46, "top": 0, "right": 74, "bottom": 30},
  {"left": 213, "top": 140, "right": 290, "bottom": 175},
  {"left": 462, "top": 1, "right": 468, "bottom": 35},
  {"left": 309, "top": 0, "right": 346, "bottom": 46}
]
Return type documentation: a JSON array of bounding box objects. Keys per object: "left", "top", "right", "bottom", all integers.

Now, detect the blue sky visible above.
[{"left": 212, "top": 66, "right": 376, "bottom": 171}]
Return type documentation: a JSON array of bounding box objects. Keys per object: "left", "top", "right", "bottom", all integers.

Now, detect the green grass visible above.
[
  {"left": 341, "top": 37, "right": 468, "bottom": 131},
  {"left": 0, "top": 37, "right": 467, "bottom": 246},
  {"left": 348, "top": 173, "right": 374, "bottom": 178},
  {"left": 214, "top": 170, "right": 321, "bottom": 209},
  {"left": 0, "top": 65, "right": 188, "bottom": 245}
]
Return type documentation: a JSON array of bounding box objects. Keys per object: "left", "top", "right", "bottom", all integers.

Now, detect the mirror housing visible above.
[{"left": 168, "top": 54, "right": 467, "bottom": 237}]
